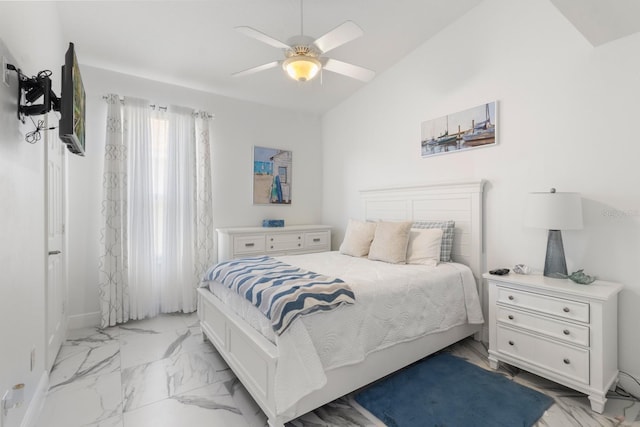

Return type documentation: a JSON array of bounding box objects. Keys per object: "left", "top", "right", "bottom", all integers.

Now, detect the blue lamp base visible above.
[{"left": 544, "top": 229, "right": 568, "bottom": 278}]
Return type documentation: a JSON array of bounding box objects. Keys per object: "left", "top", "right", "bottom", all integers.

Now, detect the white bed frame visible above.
[{"left": 197, "top": 180, "right": 486, "bottom": 427}]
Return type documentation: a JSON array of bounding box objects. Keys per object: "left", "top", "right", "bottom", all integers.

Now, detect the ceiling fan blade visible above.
[
  {"left": 313, "top": 21, "right": 363, "bottom": 54},
  {"left": 232, "top": 61, "right": 281, "bottom": 78},
  {"left": 235, "top": 26, "right": 291, "bottom": 50},
  {"left": 323, "top": 58, "right": 375, "bottom": 82}
]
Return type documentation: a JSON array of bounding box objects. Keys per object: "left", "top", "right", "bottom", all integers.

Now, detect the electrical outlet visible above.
[{"left": 1, "top": 56, "right": 9, "bottom": 87}]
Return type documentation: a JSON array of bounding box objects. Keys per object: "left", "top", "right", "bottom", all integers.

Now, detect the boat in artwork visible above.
[
  {"left": 462, "top": 104, "right": 495, "bottom": 146},
  {"left": 421, "top": 130, "right": 458, "bottom": 155},
  {"left": 435, "top": 131, "right": 458, "bottom": 145}
]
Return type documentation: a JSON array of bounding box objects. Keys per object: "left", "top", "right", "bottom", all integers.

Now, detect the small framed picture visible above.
[{"left": 253, "top": 146, "right": 292, "bottom": 205}]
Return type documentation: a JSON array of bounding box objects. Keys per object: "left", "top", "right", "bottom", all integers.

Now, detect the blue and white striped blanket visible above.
[{"left": 203, "top": 256, "right": 355, "bottom": 335}]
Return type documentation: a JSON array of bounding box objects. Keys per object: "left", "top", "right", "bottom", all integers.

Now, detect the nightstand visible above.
[{"left": 484, "top": 272, "right": 623, "bottom": 413}]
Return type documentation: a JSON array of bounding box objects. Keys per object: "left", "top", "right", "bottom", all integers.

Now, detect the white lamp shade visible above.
[{"left": 524, "top": 191, "right": 583, "bottom": 230}]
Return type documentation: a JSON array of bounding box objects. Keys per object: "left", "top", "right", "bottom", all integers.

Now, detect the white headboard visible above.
[{"left": 360, "top": 180, "right": 486, "bottom": 282}]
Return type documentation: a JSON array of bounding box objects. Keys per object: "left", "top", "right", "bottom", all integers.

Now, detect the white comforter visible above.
[{"left": 206, "top": 251, "right": 483, "bottom": 417}]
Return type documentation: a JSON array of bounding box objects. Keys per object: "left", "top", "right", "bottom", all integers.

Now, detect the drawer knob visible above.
[
  {"left": 270, "top": 246, "right": 274, "bottom": 249},
  {"left": 270, "top": 238, "right": 274, "bottom": 241},
  {"left": 298, "top": 236, "right": 301, "bottom": 239},
  {"left": 508, "top": 295, "right": 514, "bottom": 301},
  {"left": 563, "top": 307, "right": 570, "bottom": 313},
  {"left": 313, "top": 238, "right": 320, "bottom": 242},
  {"left": 563, "top": 329, "right": 570, "bottom": 335},
  {"left": 508, "top": 315, "right": 514, "bottom": 320},
  {"left": 245, "top": 243, "right": 255, "bottom": 247},
  {"left": 563, "top": 358, "right": 571, "bottom": 365},
  {"left": 298, "top": 243, "right": 301, "bottom": 247},
  {"left": 508, "top": 340, "right": 514, "bottom": 346}
]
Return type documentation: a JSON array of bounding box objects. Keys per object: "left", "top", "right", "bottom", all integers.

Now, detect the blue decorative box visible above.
[{"left": 262, "top": 219, "right": 285, "bottom": 227}]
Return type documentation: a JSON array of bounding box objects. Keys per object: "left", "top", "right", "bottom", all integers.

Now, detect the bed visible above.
[{"left": 197, "top": 180, "right": 486, "bottom": 427}]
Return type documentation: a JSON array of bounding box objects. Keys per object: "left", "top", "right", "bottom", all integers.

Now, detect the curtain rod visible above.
[{"left": 102, "top": 95, "right": 214, "bottom": 119}]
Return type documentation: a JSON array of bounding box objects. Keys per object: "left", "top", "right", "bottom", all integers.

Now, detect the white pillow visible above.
[
  {"left": 339, "top": 219, "right": 377, "bottom": 257},
  {"left": 406, "top": 228, "right": 443, "bottom": 267},
  {"left": 368, "top": 221, "right": 413, "bottom": 264}
]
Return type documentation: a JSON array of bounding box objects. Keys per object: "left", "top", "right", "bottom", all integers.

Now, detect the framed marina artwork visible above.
[
  {"left": 421, "top": 101, "right": 497, "bottom": 158},
  {"left": 253, "top": 146, "right": 292, "bottom": 205}
]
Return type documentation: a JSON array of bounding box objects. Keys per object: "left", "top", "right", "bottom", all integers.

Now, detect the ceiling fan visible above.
[{"left": 232, "top": 0, "right": 375, "bottom": 83}]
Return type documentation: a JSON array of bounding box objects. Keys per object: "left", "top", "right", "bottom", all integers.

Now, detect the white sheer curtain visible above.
[{"left": 99, "top": 95, "right": 214, "bottom": 327}]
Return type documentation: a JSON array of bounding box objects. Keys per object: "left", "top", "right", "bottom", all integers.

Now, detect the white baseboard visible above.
[
  {"left": 20, "top": 371, "right": 48, "bottom": 427},
  {"left": 68, "top": 311, "right": 101, "bottom": 330}
]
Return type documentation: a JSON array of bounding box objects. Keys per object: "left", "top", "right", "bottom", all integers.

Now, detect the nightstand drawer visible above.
[
  {"left": 266, "top": 233, "right": 303, "bottom": 251},
  {"left": 497, "top": 287, "right": 589, "bottom": 323},
  {"left": 497, "top": 325, "right": 589, "bottom": 384},
  {"left": 304, "top": 231, "right": 329, "bottom": 248},
  {"left": 497, "top": 306, "right": 590, "bottom": 347},
  {"left": 233, "top": 235, "right": 266, "bottom": 254}
]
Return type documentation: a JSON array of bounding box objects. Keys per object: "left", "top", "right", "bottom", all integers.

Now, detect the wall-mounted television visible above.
[{"left": 59, "top": 42, "right": 86, "bottom": 156}]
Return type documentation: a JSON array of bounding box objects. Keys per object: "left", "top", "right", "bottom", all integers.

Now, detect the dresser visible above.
[
  {"left": 484, "top": 272, "right": 623, "bottom": 413},
  {"left": 217, "top": 225, "right": 331, "bottom": 262}
]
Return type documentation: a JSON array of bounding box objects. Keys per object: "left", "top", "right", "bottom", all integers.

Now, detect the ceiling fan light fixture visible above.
[{"left": 283, "top": 56, "right": 321, "bottom": 82}]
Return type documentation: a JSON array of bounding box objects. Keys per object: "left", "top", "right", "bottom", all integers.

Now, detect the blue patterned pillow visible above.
[{"left": 412, "top": 220, "right": 455, "bottom": 262}]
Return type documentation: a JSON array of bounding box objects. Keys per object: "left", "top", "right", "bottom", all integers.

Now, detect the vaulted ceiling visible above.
[
  {"left": 550, "top": 0, "right": 640, "bottom": 46},
  {"left": 52, "top": 0, "right": 640, "bottom": 114}
]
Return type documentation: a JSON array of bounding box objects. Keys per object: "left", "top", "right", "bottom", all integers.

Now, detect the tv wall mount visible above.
[{"left": 5, "top": 63, "right": 61, "bottom": 123}]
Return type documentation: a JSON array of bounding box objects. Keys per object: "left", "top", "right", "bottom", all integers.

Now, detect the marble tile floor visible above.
[{"left": 35, "top": 313, "right": 640, "bottom": 427}]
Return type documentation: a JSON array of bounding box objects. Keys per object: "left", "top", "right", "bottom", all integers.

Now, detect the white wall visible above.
[
  {"left": 67, "top": 66, "right": 324, "bottom": 327},
  {"left": 0, "top": 4, "right": 66, "bottom": 426},
  {"left": 322, "top": 0, "right": 640, "bottom": 396}
]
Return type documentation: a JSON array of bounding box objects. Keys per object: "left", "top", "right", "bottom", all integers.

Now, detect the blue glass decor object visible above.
[{"left": 562, "top": 269, "right": 596, "bottom": 285}]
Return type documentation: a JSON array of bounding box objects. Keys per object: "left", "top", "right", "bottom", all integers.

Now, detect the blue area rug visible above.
[{"left": 354, "top": 352, "right": 553, "bottom": 427}]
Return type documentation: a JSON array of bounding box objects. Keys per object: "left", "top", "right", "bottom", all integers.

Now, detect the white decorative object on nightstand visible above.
[
  {"left": 217, "top": 225, "right": 331, "bottom": 262},
  {"left": 484, "top": 272, "right": 623, "bottom": 414}
]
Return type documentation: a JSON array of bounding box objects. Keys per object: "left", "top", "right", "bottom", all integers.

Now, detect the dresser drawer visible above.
[
  {"left": 266, "top": 233, "right": 303, "bottom": 251},
  {"left": 218, "top": 226, "right": 331, "bottom": 262},
  {"left": 497, "top": 325, "right": 589, "bottom": 384},
  {"left": 233, "top": 235, "right": 266, "bottom": 254},
  {"left": 304, "top": 231, "right": 329, "bottom": 248},
  {"left": 497, "top": 287, "right": 589, "bottom": 323},
  {"left": 497, "top": 306, "right": 589, "bottom": 347}
]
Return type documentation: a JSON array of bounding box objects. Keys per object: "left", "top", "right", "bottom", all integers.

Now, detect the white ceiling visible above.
[
  {"left": 54, "top": 0, "right": 483, "bottom": 113},
  {"left": 53, "top": 0, "right": 640, "bottom": 114},
  {"left": 550, "top": 0, "right": 640, "bottom": 46}
]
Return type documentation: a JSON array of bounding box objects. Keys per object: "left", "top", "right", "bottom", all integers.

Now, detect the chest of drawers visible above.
[
  {"left": 484, "top": 273, "right": 623, "bottom": 413},
  {"left": 217, "top": 225, "right": 331, "bottom": 262}
]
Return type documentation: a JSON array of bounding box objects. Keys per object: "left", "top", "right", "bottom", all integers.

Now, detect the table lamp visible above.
[{"left": 524, "top": 188, "right": 583, "bottom": 278}]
